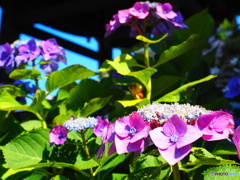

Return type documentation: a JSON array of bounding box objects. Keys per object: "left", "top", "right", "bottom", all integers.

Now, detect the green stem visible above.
[
  {"left": 80, "top": 131, "right": 91, "bottom": 158},
  {"left": 35, "top": 112, "right": 47, "bottom": 128},
  {"left": 144, "top": 42, "right": 150, "bottom": 67},
  {"left": 172, "top": 163, "right": 181, "bottom": 180},
  {"left": 143, "top": 42, "right": 152, "bottom": 100}
]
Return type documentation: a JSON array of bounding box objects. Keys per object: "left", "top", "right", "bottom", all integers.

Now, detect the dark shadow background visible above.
[{"left": 0, "top": 0, "right": 240, "bottom": 83}]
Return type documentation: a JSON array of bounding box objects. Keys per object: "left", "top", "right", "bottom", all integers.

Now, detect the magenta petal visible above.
[
  {"left": 115, "top": 134, "right": 144, "bottom": 154},
  {"left": 176, "top": 125, "right": 202, "bottom": 148},
  {"left": 127, "top": 139, "right": 144, "bottom": 153},
  {"left": 149, "top": 127, "right": 171, "bottom": 149},
  {"left": 233, "top": 126, "right": 240, "bottom": 159},
  {"left": 115, "top": 116, "right": 130, "bottom": 137},
  {"left": 159, "top": 144, "right": 191, "bottom": 165},
  {"left": 108, "top": 143, "right": 117, "bottom": 156},
  {"left": 129, "top": 111, "right": 145, "bottom": 131},
  {"left": 163, "top": 115, "right": 187, "bottom": 137}
]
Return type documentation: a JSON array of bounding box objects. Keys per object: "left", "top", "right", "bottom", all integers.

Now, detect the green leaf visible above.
[
  {"left": 9, "top": 69, "right": 41, "bottom": 80},
  {"left": 136, "top": 33, "right": 168, "bottom": 44},
  {"left": 154, "top": 34, "right": 199, "bottom": 67},
  {"left": 0, "top": 84, "right": 27, "bottom": 97},
  {"left": 46, "top": 65, "right": 95, "bottom": 93},
  {"left": 203, "top": 165, "right": 240, "bottom": 180},
  {"left": 28, "top": 90, "right": 46, "bottom": 112},
  {"left": 111, "top": 173, "right": 128, "bottom": 180},
  {"left": 51, "top": 175, "right": 70, "bottom": 180},
  {"left": 128, "top": 68, "right": 157, "bottom": 88},
  {"left": 0, "top": 129, "right": 50, "bottom": 169},
  {"left": 100, "top": 154, "right": 126, "bottom": 172},
  {"left": 212, "top": 140, "right": 237, "bottom": 155},
  {"left": 0, "top": 90, "right": 29, "bottom": 111},
  {"left": 156, "top": 75, "right": 217, "bottom": 102},
  {"left": 21, "top": 120, "right": 42, "bottom": 131},
  {"left": 80, "top": 96, "right": 111, "bottom": 117},
  {"left": 117, "top": 99, "right": 150, "bottom": 108},
  {"left": 107, "top": 60, "right": 131, "bottom": 75}
]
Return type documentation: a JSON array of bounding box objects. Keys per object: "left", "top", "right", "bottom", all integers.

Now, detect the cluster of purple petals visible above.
[
  {"left": 0, "top": 38, "right": 66, "bottom": 74},
  {"left": 225, "top": 76, "right": 240, "bottom": 98},
  {"left": 49, "top": 107, "right": 240, "bottom": 165},
  {"left": 105, "top": 2, "right": 187, "bottom": 39}
]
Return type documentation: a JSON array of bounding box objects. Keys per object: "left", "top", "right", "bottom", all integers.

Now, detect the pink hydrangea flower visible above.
[
  {"left": 115, "top": 111, "right": 150, "bottom": 154},
  {"left": 233, "top": 126, "right": 240, "bottom": 159},
  {"left": 118, "top": 9, "right": 131, "bottom": 24},
  {"left": 156, "top": 3, "right": 177, "bottom": 21},
  {"left": 129, "top": 2, "right": 149, "bottom": 19},
  {"left": 197, "top": 111, "right": 235, "bottom": 141},
  {"left": 149, "top": 115, "right": 202, "bottom": 165},
  {"left": 49, "top": 125, "right": 68, "bottom": 146}
]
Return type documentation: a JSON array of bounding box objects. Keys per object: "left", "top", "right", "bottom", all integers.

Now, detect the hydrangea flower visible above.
[
  {"left": 95, "top": 122, "right": 116, "bottom": 158},
  {"left": 149, "top": 115, "right": 202, "bottom": 165},
  {"left": 224, "top": 76, "right": 240, "bottom": 98},
  {"left": 0, "top": 42, "right": 14, "bottom": 73},
  {"left": 64, "top": 116, "right": 98, "bottom": 131},
  {"left": 40, "top": 60, "right": 59, "bottom": 74},
  {"left": 129, "top": 2, "right": 149, "bottom": 19},
  {"left": 233, "top": 125, "right": 240, "bottom": 159},
  {"left": 114, "top": 111, "right": 150, "bottom": 154},
  {"left": 155, "top": 3, "right": 177, "bottom": 21},
  {"left": 15, "top": 38, "right": 41, "bottom": 65},
  {"left": 105, "top": 1, "right": 187, "bottom": 39},
  {"left": 137, "top": 102, "right": 211, "bottom": 128},
  {"left": 197, "top": 111, "right": 235, "bottom": 141},
  {"left": 93, "top": 116, "right": 110, "bottom": 137},
  {"left": 50, "top": 125, "right": 68, "bottom": 146}
]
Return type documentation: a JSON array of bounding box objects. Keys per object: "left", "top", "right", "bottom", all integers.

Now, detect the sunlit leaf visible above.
[{"left": 9, "top": 69, "right": 41, "bottom": 80}]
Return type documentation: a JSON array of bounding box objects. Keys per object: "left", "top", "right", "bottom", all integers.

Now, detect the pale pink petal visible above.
[
  {"left": 159, "top": 144, "right": 191, "bottom": 165},
  {"left": 149, "top": 127, "right": 171, "bottom": 149},
  {"left": 176, "top": 125, "right": 202, "bottom": 148},
  {"left": 115, "top": 116, "right": 130, "bottom": 137},
  {"left": 203, "top": 129, "right": 230, "bottom": 141}
]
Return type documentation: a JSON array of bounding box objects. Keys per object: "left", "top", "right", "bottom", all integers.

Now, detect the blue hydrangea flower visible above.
[
  {"left": 225, "top": 76, "right": 240, "bottom": 98},
  {"left": 64, "top": 117, "right": 98, "bottom": 131}
]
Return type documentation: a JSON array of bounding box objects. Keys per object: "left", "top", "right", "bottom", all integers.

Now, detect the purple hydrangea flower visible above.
[
  {"left": 95, "top": 121, "right": 116, "bottom": 158},
  {"left": 225, "top": 76, "right": 240, "bottom": 98},
  {"left": 50, "top": 125, "right": 68, "bottom": 146},
  {"left": 0, "top": 42, "right": 15, "bottom": 73},
  {"left": 40, "top": 60, "right": 59, "bottom": 74},
  {"left": 197, "top": 111, "right": 235, "bottom": 141},
  {"left": 129, "top": 2, "right": 149, "bottom": 19},
  {"left": 39, "top": 38, "right": 66, "bottom": 63},
  {"left": 149, "top": 115, "right": 202, "bottom": 165},
  {"left": 15, "top": 39, "right": 40, "bottom": 65},
  {"left": 105, "top": 14, "right": 121, "bottom": 37},
  {"left": 93, "top": 116, "right": 110, "bottom": 137},
  {"left": 156, "top": 3, "right": 177, "bottom": 21},
  {"left": 233, "top": 126, "right": 240, "bottom": 159},
  {"left": 168, "top": 12, "right": 188, "bottom": 29},
  {"left": 114, "top": 111, "right": 150, "bottom": 154}
]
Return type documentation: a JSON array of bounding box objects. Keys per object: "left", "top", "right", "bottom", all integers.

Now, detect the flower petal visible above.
[
  {"left": 115, "top": 116, "right": 130, "bottom": 137},
  {"left": 159, "top": 144, "right": 191, "bottom": 165},
  {"left": 176, "top": 125, "right": 202, "bottom": 148},
  {"left": 149, "top": 127, "right": 171, "bottom": 149},
  {"left": 163, "top": 115, "right": 187, "bottom": 137}
]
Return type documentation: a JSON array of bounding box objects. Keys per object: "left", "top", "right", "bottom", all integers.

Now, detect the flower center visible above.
[
  {"left": 170, "top": 134, "right": 178, "bottom": 142},
  {"left": 129, "top": 127, "right": 137, "bottom": 135}
]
